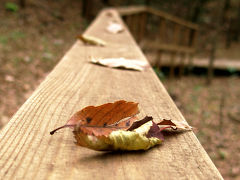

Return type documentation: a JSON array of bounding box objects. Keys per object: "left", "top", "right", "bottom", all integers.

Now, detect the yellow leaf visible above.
[
  {"left": 78, "top": 34, "right": 106, "bottom": 46},
  {"left": 74, "top": 121, "right": 162, "bottom": 151}
]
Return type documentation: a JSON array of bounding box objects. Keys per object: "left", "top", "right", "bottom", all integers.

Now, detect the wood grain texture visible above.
[{"left": 0, "top": 9, "right": 223, "bottom": 180}]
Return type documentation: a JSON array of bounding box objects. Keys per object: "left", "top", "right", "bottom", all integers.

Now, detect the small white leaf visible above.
[
  {"left": 106, "top": 22, "right": 124, "bottom": 34},
  {"left": 91, "top": 57, "right": 148, "bottom": 71}
]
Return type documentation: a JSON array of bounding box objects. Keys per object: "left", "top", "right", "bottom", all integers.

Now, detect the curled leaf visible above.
[
  {"left": 50, "top": 100, "right": 139, "bottom": 136},
  {"left": 74, "top": 120, "right": 163, "bottom": 151},
  {"left": 156, "top": 119, "right": 192, "bottom": 131},
  {"left": 91, "top": 57, "right": 148, "bottom": 71},
  {"left": 50, "top": 101, "right": 192, "bottom": 151},
  {"left": 78, "top": 34, "right": 106, "bottom": 46}
]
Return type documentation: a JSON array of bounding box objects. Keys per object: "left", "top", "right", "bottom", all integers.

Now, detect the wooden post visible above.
[
  {"left": 207, "top": 39, "right": 216, "bottom": 85},
  {"left": 173, "top": 23, "right": 180, "bottom": 45},
  {"left": 159, "top": 18, "right": 166, "bottom": 43},
  {"left": 126, "top": 15, "right": 133, "bottom": 34},
  {"left": 190, "top": 30, "right": 198, "bottom": 48},
  {"left": 187, "top": 53, "right": 193, "bottom": 74},
  {"left": 137, "top": 12, "right": 147, "bottom": 43},
  {"left": 132, "top": 14, "right": 138, "bottom": 41},
  {"left": 183, "top": 28, "right": 190, "bottom": 46},
  {"left": 169, "top": 52, "right": 176, "bottom": 78},
  {"left": 185, "top": 28, "right": 195, "bottom": 74},
  {"left": 178, "top": 52, "right": 186, "bottom": 78},
  {"left": 156, "top": 50, "right": 162, "bottom": 68}
]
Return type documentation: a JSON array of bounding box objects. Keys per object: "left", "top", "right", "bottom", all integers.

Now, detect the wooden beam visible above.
[
  {"left": 116, "top": 6, "right": 199, "bottom": 30},
  {"left": 147, "top": 7, "right": 199, "bottom": 30},
  {"left": 143, "top": 41, "right": 195, "bottom": 53},
  {"left": 116, "top": 6, "right": 147, "bottom": 16},
  {"left": 0, "top": 8, "right": 222, "bottom": 180}
]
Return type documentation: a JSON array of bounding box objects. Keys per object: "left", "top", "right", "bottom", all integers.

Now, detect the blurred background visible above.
[{"left": 0, "top": 0, "right": 239, "bottom": 179}]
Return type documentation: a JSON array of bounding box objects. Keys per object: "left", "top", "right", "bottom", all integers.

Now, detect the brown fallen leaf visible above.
[
  {"left": 50, "top": 100, "right": 192, "bottom": 151},
  {"left": 106, "top": 22, "right": 124, "bottom": 34},
  {"left": 78, "top": 34, "right": 106, "bottom": 46},
  {"left": 91, "top": 57, "right": 148, "bottom": 71},
  {"left": 50, "top": 100, "right": 139, "bottom": 136},
  {"left": 156, "top": 119, "right": 193, "bottom": 131}
]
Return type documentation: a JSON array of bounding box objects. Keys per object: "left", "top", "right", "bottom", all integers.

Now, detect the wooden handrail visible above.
[
  {"left": 117, "top": 5, "right": 199, "bottom": 30},
  {"left": 0, "top": 8, "right": 222, "bottom": 179},
  {"left": 117, "top": 5, "right": 199, "bottom": 78}
]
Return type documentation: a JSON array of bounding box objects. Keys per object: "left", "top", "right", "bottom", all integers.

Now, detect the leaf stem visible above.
[{"left": 50, "top": 124, "right": 75, "bottom": 135}]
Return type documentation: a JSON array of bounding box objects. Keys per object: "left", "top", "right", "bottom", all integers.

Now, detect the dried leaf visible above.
[
  {"left": 74, "top": 120, "right": 163, "bottom": 151},
  {"left": 50, "top": 100, "right": 139, "bottom": 136},
  {"left": 50, "top": 101, "right": 192, "bottom": 151},
  {"left": 91, "top": 57, "right": 148, "bottom": 71},
  {"left": 106, "top": 22, "right": 124, "bottom": 34},
  {"left": 156, "top": 119, "right": 192, "bottom": 131},
  {"left": 78, "top": 34, "right": 106, "bottom": 46}
]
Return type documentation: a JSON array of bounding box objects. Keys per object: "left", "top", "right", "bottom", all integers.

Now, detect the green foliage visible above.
[
  {"left": 5, "top": 2, "right": 19, "bottom": 12},
  {"left": 10, "top": 31, "right": 25, "bottom": 39},
  {"left": 11, "top": 57, "right": 24, "bottom": 67},
  {"left": 153, "top": 66, "right": 165, "bottom": 80},
  {"left": 194, "top": 85, "right": 203, "bottom": 91},
  {"left": 0, "top": 36, "right": 8, "bottom": 45},
  {"left": 218, "top": 149, "right": 227, "bottom": 160},
  {"left": 227, "top": 67, "right": 237, "bottom": 75},
  {"left": 0, "top": 31, "right": 25, "bottom": 45}
]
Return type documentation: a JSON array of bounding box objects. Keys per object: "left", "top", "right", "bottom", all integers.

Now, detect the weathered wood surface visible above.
[{"left": 0, "top": 9, "right": 223, "bottom": 180}]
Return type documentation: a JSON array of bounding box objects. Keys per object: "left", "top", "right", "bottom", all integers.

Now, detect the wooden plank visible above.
[
  {"left": 142, "top": 41, "right": 195, "bottom": 53},
  {"left": 147, "top": 7, "right": 199, "bottom": 30},
  {"left": 116, "top": 6, "right": 147, "bottom": 16},
  {"left": 117, "top": 6, "right": 199, "bottom": 30},
  {"left": 154, "top": 56, "right": 240, "bottom": 71},
  {"left": 0, "top": 9, "right": 223, "bottom": 180},
  {"left": 193, "top": 58, "right": 240, "bottom": 70}
]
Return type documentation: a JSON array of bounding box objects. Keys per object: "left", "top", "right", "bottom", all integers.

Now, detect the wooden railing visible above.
[
  {"left": 0, "top": 8, "right": 222, "bottom": 180},
  {"left": 117, "top": 6, "right": 199, "bottom": 78}
]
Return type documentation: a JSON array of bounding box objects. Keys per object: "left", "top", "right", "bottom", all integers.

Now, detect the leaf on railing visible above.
[
  {"left": 91, "top": 57, "right": 149, "bottom": 71},
  {"left": 50, "top": 100, "right": 192, "bottom": 151},
  {"left": 106, "top": 22, "right": 124, "bottom": 34},
  {"left": 78, "top": 34, "right": 106, "bottom": 46}
]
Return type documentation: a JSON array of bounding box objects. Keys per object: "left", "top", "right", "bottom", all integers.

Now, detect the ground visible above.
[
  {"left": 0, "top": 1, "right": 240, "bottom": 179},
  {"left": 163, "top": 76, "right": 240, "bottom": 179}
]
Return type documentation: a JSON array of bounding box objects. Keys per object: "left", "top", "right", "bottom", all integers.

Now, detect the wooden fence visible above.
[
  {"left": 117, "top": 6, "right": 199, "bottom": 78},
  {"left": 0, "top": 8, "right": 222, "bottom": 179}
]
